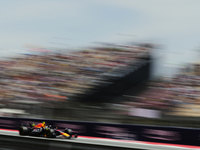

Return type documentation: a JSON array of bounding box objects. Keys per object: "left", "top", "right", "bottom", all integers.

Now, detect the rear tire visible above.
[
  {"left": 45, "top": 129, "right": 55, "bottom": 138},
  {"left": 19, "top": 126, "right": 28, "bottom": 135}
]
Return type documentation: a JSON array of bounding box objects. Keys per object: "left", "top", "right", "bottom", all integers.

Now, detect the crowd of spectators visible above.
[
  {"left": 167, "top": 74, "right": 200, "bottom": 105},
  {"left": 124, "top": 64, "right": 200, "bottom": 118},
  {"left": 0, "top": 43, "right": 151, "bottom": 113},
  {"left": 1, "top": 41, "right": 200, "bottom": 122},
  {"left": 129, "top": 88, "right": 170, "bottom": 110}
]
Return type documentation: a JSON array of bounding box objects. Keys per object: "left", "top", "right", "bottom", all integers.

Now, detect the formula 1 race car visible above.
[{"left": 19, "top": 123, "right": 78, "bottom": 139}]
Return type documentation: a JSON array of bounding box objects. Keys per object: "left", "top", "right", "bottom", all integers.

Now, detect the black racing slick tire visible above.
[
  {"left": 65, "top": 128, "right": 72, "bottom": 135},
  {"left": 74, "top": 134, "right": 78, "bottom": 138},
  {"left": 45, "top": 129, "right": 56, "bottom": 138},
  {"left": 19, "top": 126, "right": 28, "bottom": 135}
]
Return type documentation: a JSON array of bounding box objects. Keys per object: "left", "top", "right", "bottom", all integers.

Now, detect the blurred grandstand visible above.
[
  {"left": 0, "top": 42, "right": 152, "bottom": 119},
  {"left": 122, "top": 60, "right": 200, "bottom": 127},
  {"left": 1, "top": 42, "right": 200, "bottom": 128}
]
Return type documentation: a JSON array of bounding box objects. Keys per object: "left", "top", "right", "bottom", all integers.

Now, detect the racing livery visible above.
[{"left": 19, "top": 123, "right": 78, "bottom": 139}]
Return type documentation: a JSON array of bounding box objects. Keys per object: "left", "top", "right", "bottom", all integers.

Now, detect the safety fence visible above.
[{"left": 0, "top": 117, "right": 200, "bottom": 146}]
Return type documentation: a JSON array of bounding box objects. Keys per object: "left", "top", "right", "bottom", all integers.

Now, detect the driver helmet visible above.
[{"left": 42, "top": 121, "right": 46, "bottom": 127}]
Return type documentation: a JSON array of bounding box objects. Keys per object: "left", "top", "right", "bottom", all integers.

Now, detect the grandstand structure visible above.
[
  {"left": 165, "top": 61, "right": 200, "bottom": 118},
  {"left": 0, "top": 42, "right": 153, "bottom": 119},
  {"left": 79, "top": 49, "right": 151, "bottom": 102}
]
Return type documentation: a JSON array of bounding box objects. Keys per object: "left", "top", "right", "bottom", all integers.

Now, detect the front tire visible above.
[{"left": 65, "top": 128, "right": 72, "bottom": 135}]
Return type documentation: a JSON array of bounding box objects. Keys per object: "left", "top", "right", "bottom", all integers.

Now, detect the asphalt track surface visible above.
[{"left": 0, "top": 129, "right": 200, "bottom": 150}]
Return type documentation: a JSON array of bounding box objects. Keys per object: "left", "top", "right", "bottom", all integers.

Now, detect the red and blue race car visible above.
[{"left": 19, "top": 123, "right": 78, "bottom": 139}]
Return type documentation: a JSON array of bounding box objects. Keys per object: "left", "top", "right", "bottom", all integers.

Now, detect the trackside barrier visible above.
[{"left": 0, "top": 117, "right": 200, "bottom": 146}]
